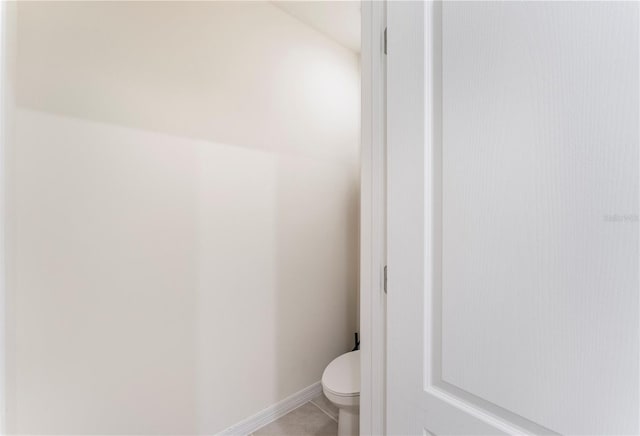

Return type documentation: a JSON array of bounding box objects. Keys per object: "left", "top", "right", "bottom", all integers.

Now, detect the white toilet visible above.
[{"left": 321, "top": 350, "right": 360, "bottom": 436}]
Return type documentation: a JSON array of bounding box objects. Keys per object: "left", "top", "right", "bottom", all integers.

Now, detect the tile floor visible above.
[{"left": 252, "top": 393, "right": 339, "bottom": 436}]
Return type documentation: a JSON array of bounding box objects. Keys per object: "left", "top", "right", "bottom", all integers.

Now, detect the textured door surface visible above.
[{"left": 387, "top": 2, "right": 639, "bottom": 434}]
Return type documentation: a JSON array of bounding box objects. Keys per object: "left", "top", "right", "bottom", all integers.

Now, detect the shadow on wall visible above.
[
  {"left": 11, "top": 108, "right": 361, "bottom": 435},
  {"left": 191, "top": 139, "right": 359, "bottom": 434},
  {"left": 8, "top": 1, "right": 361, "bottom": 434},
  {"left": 274, "top": 156, "right": 360, "bottom": 403}
]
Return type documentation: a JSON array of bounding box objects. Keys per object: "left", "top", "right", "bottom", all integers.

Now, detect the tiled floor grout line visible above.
[{"left": 308, "top": 399, "right": 338, "bottom": 423}]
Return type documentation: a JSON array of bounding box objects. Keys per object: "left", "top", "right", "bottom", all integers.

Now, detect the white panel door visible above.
[{"left": 386, "top": 1, "right": 639, "bottom": 435}]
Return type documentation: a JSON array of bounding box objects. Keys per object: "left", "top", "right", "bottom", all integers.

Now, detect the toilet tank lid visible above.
[{"left": 322, "top": 350, "right": 360, "bottom": 396}]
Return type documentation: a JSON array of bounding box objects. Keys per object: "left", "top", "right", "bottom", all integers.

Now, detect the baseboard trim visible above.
[{"left": 217, "top": 381, "right": 323, "bottom": 436}]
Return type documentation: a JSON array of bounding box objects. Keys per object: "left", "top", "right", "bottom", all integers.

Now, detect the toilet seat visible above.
[
  {"left": 322, "top": 350, "right": 360, "bottom": 436},
  {"left": 322, "top": 350, "right": 360, "bottom": 398}
]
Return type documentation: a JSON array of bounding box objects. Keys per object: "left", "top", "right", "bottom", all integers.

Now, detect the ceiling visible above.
[{"left": 271, "top": 1, "right": 361, "bottom": 53}]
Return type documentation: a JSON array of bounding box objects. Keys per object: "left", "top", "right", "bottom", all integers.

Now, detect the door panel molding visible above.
[{"left": 387, "top": 1, "right": 639, "bottom": 434}]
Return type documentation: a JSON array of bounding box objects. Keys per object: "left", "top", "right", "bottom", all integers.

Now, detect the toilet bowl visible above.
[{"left": 322, "top": 350, "right": 360, "bottom": 436}]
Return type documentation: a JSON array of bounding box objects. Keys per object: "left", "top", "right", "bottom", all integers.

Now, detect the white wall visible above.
[{"left": 6, "top": 2, "right": 360, "bottom": 434}]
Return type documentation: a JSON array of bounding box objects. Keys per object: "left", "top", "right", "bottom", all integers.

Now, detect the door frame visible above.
[{"left": 360, "top": 1, "right": 387, "bottom": 435}]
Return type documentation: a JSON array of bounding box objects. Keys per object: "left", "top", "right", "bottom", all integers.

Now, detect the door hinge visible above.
[
  {"left": 384, "top": 27, "right": 388, "bottom": 55},
  {"left": 383, "top": 265, "right": 388, "bottom": 294}
]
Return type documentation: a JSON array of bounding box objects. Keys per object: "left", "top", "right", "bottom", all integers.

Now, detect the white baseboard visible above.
[{"left": 217, "top": 381, "right": 323, "bottom": 436}]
